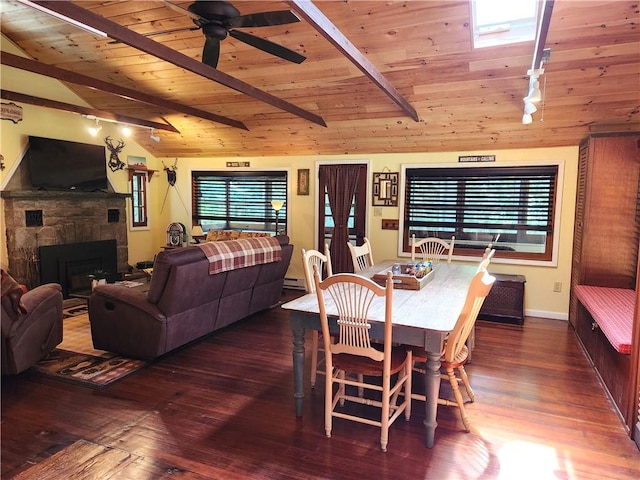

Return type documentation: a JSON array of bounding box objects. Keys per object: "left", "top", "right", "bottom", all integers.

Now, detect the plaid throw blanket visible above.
[{"left": 196, "top": 237, "right": 282, "bottom": 275}]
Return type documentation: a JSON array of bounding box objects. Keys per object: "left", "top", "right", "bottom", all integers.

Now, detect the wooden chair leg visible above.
[
  {"left": 404, "top": 360, "right": 412, "bottom": 420},
  {"left": 447, "top": 367, "right": 471, "bottom": 432},
  {"left": 325, "top": 367, "right": 333, "bottom": 438},
  {"left": 457, "top": 365, "right": 475, "bottom": 402},
  {"left": 310, "top": 330, "right": 319, "bottom": 388}
]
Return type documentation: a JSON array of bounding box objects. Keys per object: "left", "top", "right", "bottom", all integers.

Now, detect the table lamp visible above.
[
  {"left": 190, "top": 225, "right": 205, "bottom": 243},
  {"left": 271, "top": 200, "right": 284, "bottom": 234}
]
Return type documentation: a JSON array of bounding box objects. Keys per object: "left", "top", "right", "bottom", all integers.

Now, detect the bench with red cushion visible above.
[{"left": 574, "top": 285, "right": 634, "bottom": 354}]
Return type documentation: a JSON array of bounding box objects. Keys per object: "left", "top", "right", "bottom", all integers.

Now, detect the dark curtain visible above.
[{"left": 321, "top": 164, "right": 361, "bottom": 273}]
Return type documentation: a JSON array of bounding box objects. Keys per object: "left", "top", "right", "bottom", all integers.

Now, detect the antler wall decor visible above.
[
  {"left": 161, "top": 158, "right": 188, "bottom": 215},
  {"left": 104, "top": 136, "right": 125, "bottom": 172}
]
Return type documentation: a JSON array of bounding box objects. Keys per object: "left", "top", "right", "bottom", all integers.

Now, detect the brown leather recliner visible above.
[{"left": 1, "top": 283, "right": 64, "bottom": 374}]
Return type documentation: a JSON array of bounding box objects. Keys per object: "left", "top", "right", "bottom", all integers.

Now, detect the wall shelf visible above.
[{"left": 126, "top": 166, "right": 157, "bottom": 182}]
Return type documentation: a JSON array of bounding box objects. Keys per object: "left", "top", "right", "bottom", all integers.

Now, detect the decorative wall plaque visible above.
[
  {"left": 458, "top": 155, "right": 496, "bottom": 163},
  {"left": 1, "top": 102, "right": 23, "bottom": 123}
]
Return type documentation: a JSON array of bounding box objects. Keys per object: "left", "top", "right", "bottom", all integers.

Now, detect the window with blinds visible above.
[
  {"left": 403, "top": 165, "right": 558, "bottom": 260},
  {"left": 192, "top": 171, "right": 287, "bottom": 233}
]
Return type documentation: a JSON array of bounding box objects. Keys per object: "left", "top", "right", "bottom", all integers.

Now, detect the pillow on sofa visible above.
[
  {"left": 205, "top": 230, "right": 271, "bottom": 242},
  {"left": 206, "top": 230, "right": 242, "bottom": 242}
]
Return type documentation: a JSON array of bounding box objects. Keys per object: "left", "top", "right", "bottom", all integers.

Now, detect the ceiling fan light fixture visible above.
[{"left": 522, "top": 113, "right": 533, "bottom": 125}]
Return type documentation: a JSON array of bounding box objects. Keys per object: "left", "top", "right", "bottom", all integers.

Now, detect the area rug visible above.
[
  {"left": 32, "top": 349, "right": 147, "bottom": 389},
  {"left": 31, "top": 301, "right": 148, "bottom": 389}
]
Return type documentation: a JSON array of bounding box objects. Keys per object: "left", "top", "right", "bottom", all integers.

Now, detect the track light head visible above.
[{"left": 523, "top": 100, "right": 537, "bottom": 115}]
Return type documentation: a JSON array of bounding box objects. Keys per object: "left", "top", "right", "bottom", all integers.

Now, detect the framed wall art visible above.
[
  {"left": 372, "top": 170, "right": 399, "bottom": 206},
  {"left": 297, "top": 169, "right": 310, "bottom": 195}
]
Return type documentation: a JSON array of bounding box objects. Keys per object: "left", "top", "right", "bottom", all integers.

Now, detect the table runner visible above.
[{"left": 196, "top": 237, "right": 282, "bottom": 275}]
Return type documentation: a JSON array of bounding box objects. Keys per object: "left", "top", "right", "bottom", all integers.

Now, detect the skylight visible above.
[{"left": 471, "top": 0, "right": 539, "bottom": 49}]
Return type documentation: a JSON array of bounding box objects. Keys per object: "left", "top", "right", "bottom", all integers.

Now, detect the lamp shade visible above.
[
  {"left": 191, "top": 225, "right": 204, "bottom": 237},
  {"left": 522, "top": 113, "right": 533, "bottom": 125},
  {"left": 271, "top": 200, "right": 284, "bottom": 211}
]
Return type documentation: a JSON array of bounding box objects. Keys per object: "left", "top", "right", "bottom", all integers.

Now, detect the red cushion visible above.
[{"left": 574, "top": 285, "right": 635, "bottom": 354}]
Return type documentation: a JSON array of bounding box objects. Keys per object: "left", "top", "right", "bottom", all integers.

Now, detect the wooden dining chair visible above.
[
  {"left": 467, "top": 248, "right": 495, "bottom": 360},
  {"left": 410, "top": 234, "right": 455, "bottom": 263},
  {"left": 477, "top": 248, "right": 495, "bottom": 272},
  {"left": 410, "top": 268, "right": 495, "bottom": 432},
  {"left": 346, "top": 237, "right": 374, "bottom": 272},
  {"left": 313, "top": 267, "right": 412, "bottom": 452},
  {"left": 301, "top": 245, "right": 333, "bottom": 388}
]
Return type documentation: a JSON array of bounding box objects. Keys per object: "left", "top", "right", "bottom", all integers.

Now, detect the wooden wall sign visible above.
[
  {"left": 458, "top": 155, "right": 496, "bottom": 163},
  {"left": 1, "top": 102, "right": 23, "bottom": 123}
]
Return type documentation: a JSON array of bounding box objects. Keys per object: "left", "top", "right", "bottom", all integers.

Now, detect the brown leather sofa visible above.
[
  {"left": 88, "top": 235, "right": 293, "bottom": 360},
  {"left": 1, "top": 283, "right": 64, "bottom": 374}
]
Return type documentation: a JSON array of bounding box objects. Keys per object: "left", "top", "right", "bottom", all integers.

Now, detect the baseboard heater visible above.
[{"left": 283, "top": 277, "right": 306, "bottom": 290}]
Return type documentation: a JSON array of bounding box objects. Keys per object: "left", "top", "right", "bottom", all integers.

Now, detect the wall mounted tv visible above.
[{"left": 27, "top": 136, "right": 108, "bottom": 191}]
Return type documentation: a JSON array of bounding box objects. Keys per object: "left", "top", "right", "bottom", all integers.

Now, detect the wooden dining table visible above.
[{"left": 281, "top": 260, "right": 478, "bottom": 448}]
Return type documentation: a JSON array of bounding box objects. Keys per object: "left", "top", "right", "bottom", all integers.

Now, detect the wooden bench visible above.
[{"left": 573, "top": 284, "right": 635, "bottom": 425}]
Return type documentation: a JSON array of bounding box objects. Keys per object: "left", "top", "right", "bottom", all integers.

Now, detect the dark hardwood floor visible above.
[{"left": 2, "top": 289, "right": 639, "bottom": 479}]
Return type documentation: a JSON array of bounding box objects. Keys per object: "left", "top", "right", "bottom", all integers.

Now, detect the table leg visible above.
[
  {"left": 423, "top": 351, "right": 441, "bottom": 448},
  {"left": 291, "top": 322, "right": 306, "bottom": 417}
]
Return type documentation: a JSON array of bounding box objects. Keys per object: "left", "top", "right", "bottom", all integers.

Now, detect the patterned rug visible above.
[{"left": 31, "top": 301, "right": 148, "bottom": 389}]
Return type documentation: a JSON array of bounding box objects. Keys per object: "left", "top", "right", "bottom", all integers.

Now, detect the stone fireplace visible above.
[{"left": 1, "top": 190, "right": 129, "bottom": 293}]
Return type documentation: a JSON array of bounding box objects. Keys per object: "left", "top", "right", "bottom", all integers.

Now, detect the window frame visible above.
[
  {"left": 470, "top": 0, "right": 539, "bottom": 49},
  {"left": 130, "top": 170, "right": 148, "bottom": 229},
  {"left": 191, "top": 170, "right": 288, "bottom": 234},
  {"left": 398, "top": 161, "right": 564, "bottom": 266}
]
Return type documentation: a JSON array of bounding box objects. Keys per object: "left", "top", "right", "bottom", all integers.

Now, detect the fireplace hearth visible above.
[
  {"left": 2, "top": 190, "right": 129, "bottom": 290},
  {"left": 39, "top": 240, "right": 118, "bottom": 297}
]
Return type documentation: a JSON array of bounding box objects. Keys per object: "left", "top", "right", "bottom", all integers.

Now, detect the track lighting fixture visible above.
[
  {"left": 16, "top": 0, "right": 107, "bottom": 37},
  {"left": 88, "top": 118, "right": 102, "bottom": 136},
  {"left": 523, "top": 100, "right": 537, "bottom": 115},
  {"left": 149, "top": 129, "right": 161, "bottom": 143}
]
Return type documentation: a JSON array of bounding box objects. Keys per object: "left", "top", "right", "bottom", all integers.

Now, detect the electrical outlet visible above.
[
  {"left": 381, "top": 219, "right": 399, "bottom": 230},
  {"left": 553, "top": 281, "right": 562, "bottom": 293}
]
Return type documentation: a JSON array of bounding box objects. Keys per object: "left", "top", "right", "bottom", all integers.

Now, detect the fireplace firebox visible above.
[{"left": 39, "top": 240, "right": 118, "bottom": 298}]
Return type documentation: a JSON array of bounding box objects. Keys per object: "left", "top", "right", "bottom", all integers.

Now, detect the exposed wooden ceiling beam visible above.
[
  {"left": 2, "top": 52, "right": 248, "bottom": 131},
  {"left": 286, "top": 0, "right": 419, "bottom": 123},
  {"left": 1, "top": 90, "right": 180, "bottom": 133},
  {"left": 29, "top": 1, "right": 327, "bottom": 127}
]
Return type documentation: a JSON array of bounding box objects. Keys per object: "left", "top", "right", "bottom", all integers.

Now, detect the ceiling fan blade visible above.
[
  {"left": 229, "top": 29, "right": 305, "bottom": 64},
  {"left": 202, "top": 37, "right": 220, "bottom": 68},
  {"left": 228, "top": 10, "right": 300, "bottom": 28}
]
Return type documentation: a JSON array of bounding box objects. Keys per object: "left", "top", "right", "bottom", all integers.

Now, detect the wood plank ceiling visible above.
[{"left": 1, "top": 0, "right": 638, "bottom": 158}]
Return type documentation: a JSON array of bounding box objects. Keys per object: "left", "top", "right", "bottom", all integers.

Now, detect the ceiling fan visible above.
[{"left": 162, "top": 1, "right": 306, "bottom": 68}]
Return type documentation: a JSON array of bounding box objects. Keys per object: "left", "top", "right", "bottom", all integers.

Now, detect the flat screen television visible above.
[{"left": 27, "top": 136, "right": 108, "bottom": 191}]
